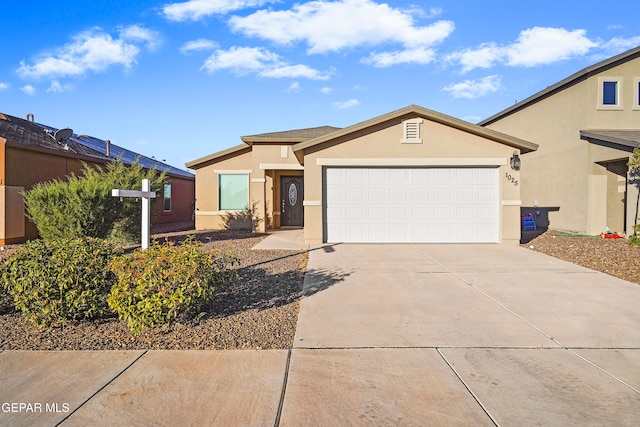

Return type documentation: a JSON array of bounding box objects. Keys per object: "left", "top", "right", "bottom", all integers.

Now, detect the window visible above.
[
  {"left": 219, "top": 174, "right": 248, "bottom": 210},
  {"left": 603, "top": 81, "right": 618, "bottom": 105},
  {"left": 163, "top": 184, "right": 172, "bottom": 212},
  {"left": 598, "top": 76, "right": 623, "bottom": 109},
  {"left": 634, "top": 77, "right": 640, "bottom": 110}
]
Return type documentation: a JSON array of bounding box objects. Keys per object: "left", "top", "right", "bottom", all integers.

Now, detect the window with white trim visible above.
[
  {"left": 634, "top": 77, "right": 640, "bottom": 110},
  {"left": 401, "top": 118, "right": 423, "bottom": 144},
  {"left": 219, "top": 174, "right": 249, "bottom": 210},
  {"left": 598, "top": 76, "right": 623, "bottom": 110},
  {"left": 163, "top": 184, "right": 172, "bottom": 212}
]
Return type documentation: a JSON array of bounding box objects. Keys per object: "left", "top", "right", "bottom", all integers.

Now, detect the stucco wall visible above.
[
  {"left": 300, "top": 117, "right": 520, "bottom": 244},
  {"left": 486, "top": 55, "right": 640, "bottom": 235}
]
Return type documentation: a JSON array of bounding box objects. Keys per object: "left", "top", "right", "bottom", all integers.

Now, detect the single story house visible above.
[
  {"left": 186, "top": 105, "right": 538, "bottom": 244},
  {"left": 0, "top": 113, "right": 195, "bottom": 245},
  {"left": 480, "top": 46, "right": 640, "bottom": 236}
]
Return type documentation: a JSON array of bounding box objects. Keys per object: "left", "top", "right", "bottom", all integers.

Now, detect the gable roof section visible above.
[
  {"left": 479, "top": 46, "right": 640, "bottom": 126},
  {"left": 292, "top": 105, "right": 538, "bottom": 163},
  {"left": 185, "top": 144, "right": 251, "bottom": 169},
  {"left": 241, "top": 126, "right": 341, "bottom": 144},
  {"left": 0, "top": 113, "right": 193, "bottom": 179},
  {"left": 580, "top": 130, "right": 640, "bottom": 151}
]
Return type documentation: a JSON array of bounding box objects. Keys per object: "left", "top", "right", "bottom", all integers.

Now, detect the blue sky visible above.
[{"left": 2, "top": 0, "right": 639, "bottom": 171}]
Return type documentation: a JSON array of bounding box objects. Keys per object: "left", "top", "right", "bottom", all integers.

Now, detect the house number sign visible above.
[
  {"left": 505, "top": 172, "right": 519, "bottom": 186},
  {"left": 288, "top": 182, "right": 298, "bottom": 206}
]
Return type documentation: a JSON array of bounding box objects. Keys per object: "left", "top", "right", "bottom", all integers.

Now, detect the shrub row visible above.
[{"left": 0, "top": 238, "right": 237, "bottom": 334}]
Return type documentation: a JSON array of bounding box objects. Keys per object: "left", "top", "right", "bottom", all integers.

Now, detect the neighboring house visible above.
[
  {"left": 0, "top": 113, "right": 195, "bottom": 245},
  {"left": 480, "top": 46, "right": 640, "bottom": 236},
  {"left": 186, "top": 105, "right": 537, "bottom": 244}
]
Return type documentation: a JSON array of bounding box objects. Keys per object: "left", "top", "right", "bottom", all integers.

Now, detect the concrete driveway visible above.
[
  {"left": 1, "top": 242, "right": 639, "bottom": 426},
  {"left": 284, "top": 243, "right": 640, "bottom": 425}
]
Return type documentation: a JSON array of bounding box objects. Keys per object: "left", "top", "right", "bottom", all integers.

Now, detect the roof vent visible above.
[{"left": 106, "top": 140, "right": 111, "bottom": 157}]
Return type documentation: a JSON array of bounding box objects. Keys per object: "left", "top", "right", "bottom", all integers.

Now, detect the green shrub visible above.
[
  {"left": 630, "top": 223, "right": 640, "bottom": 247},
  {"left": 0, "top": 277, "right": 13, "bottom": 313},
  {"left": 107, "top": 239, "right": 239, "bottom": 335},
  {"left": 0, "top": 238, "right": 120, "bottom": 327},
  {"left": 24, "top": 160, "right": 165, "bottom": 244}
]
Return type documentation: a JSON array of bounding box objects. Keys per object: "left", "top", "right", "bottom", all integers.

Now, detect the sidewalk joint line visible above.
[
  {"left": 56, "top": 350, "right": 149, "bottom": 426},
  {"left": 565, "top": 348, "right": 640, "bottom": 395},
  {"left": 274, "top": 348, "right": 292, "bottom": 427},
  {"left": 412, "top": 246, "right": 640, "bottom": 397},
  {"left": 437, "top": 348, "right": 500, "bottom": 427}
]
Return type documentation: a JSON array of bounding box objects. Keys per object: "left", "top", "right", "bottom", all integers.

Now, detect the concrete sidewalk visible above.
[{"left": 1, "top": 243, "right": 640, "bottom": 426}]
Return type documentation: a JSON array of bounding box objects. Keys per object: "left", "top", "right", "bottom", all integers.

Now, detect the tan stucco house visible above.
[
  {"left": 186, "top": 105, "right": 537, "bottom": 244},
  {"left": 480, "top": 46, "right": 640, "bottom": 236}
]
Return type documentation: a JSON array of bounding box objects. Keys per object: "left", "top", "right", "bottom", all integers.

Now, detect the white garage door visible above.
[{"left": 325, "top": 168, "right": 499, "bottom": 243}]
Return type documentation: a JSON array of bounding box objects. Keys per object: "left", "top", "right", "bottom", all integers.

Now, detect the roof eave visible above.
[
  {"left": 292, "top": 105, "right": 538, "bottom": 158},
  {"left": 185, "top": 143, "right": 250, "bottom": 169},
  {"left": 580, "top": 131, "right": 640, "bottom": 150}
]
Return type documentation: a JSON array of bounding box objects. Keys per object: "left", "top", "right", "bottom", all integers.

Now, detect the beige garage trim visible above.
[{"left": 316, "top": 158, "right": 508, "bottom": 167}]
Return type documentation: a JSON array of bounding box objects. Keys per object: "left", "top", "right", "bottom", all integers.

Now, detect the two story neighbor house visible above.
[
  {"left": 186, "top": 105, "right": 537, "bottom": 244},
  {"left": 480, "top": 46, "right": 640, "bottom": 236}
]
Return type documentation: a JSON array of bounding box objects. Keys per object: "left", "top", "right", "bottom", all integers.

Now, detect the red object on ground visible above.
[{"left": 600, "top": 232, "right": 622, "bottom": 239}]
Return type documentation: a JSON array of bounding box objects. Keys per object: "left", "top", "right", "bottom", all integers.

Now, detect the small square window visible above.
[
  {"left": 219, "top": 174, "right": 248, "bottom": 210},
  {"left": 163, "top": 184, "right": 172, "bottom": 212},
  {"left": 598, "top": 76, "right": 623, "bottom": 110}
]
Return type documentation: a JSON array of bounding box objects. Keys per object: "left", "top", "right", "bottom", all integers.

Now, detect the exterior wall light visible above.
[{"left": 510, "top": 152, "right": 521, "bottom": 170}]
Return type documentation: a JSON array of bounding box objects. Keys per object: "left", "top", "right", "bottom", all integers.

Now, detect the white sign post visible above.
[{"left": 111, "top": 179, "right": 156, "bottom": 250}]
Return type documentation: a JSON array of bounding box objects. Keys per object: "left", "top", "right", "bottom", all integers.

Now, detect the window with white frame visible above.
[
  {"left": 218, "top": 174, "right": 249, "bottom": 210},
  {"left": 163, "top": 184, "right": 172, "bottom": 212},
  {"left": 634, "top": 77, "right": 640, "bottom": 110},
  {"left": 598, "top": 76, "right": 623, "bottom": 109},
  {"left": 401, "top": 118, "right": 423, "bottom": 144}
]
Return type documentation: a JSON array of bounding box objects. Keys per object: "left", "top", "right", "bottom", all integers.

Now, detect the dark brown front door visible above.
[{"left": 280, "top": 176, "right": 304, "bottom": 226}]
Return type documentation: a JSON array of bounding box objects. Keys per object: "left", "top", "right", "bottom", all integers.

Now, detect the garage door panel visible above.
[{"left": 325, "top": 168, "right": 499, "bottom": 243}]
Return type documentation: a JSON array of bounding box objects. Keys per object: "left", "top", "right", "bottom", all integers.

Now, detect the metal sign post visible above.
[{"left": 111, "top": 179, "right": 156, "bottom": 250}]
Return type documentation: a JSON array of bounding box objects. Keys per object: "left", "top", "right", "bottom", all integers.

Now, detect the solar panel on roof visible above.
[{"left": 33, "top": 123, "right": 193, "bottom": 179}]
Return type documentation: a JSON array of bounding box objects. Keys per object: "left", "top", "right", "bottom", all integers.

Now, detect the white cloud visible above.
[
  {"left": 448, "top": 27, "right": 597, "bottom": 72},
  {"left": 179, "top": 38, "right": 218, "bottom": 54},
  {"left": 505, "top": 27, "right": 596, "bottom": 67},
  {"left": 118, "top": 24, "right": 161, "bottom": 50},
  {"left": 229, "top": 0, "right": 455, "bottom": 57},
  {"left": 600, "top": 36, "right": 640, "bottom": 53},
  {"left": 16, "top": 27, "right": 160, "bottom": 79},
  {"left": 201, "top": 46, "right": 332, "bottom": 80},
  {"left": 363, "top": 47, "right": 437, "bottom": 67},
  {"left": 442, "top": 75, "right": 502, "bottom": 99},
  {"left": 287, "top": 82, "right": 301, "bottom": 92},
  {"left": 334, "top": 98, "right": 359, "bottom": 109},
  {"left": 0, "top": 83, "right": 8, "bottom": 90},
  {"left": 320, "top": 86, "right": 333, "bottom": 94},
  {"left": 20, "top": 85, "right": 36, "bottom": 96},
  {"left": 162, "top": 0, "right": 275, "bottom": 22},
  {"left": 47, "top": 80, "right": 73, "bottom": 93}
]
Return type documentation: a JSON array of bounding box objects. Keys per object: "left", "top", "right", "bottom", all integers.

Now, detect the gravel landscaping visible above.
[
  {"left": 522, "top": 229, "right": 640, "bottom": 285},
  {"left": 0, "top": 230, "right": 307, "bottom": 350},
  {"left": 1, "top": 228, "right": 638, "bottom": 351}
]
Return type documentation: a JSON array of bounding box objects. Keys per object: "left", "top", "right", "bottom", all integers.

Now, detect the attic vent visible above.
[{"left": 401, "top": 118, "right": 423, "bottom": 144}]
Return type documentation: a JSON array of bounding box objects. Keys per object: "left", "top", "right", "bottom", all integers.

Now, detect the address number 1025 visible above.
[{"left": 505, "top": 172, "right": 518, "bottom": 186}]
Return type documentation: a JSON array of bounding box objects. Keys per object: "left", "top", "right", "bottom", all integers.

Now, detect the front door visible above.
[{"left": 280, "top": 176, "right": 304, "bottom": 226}]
